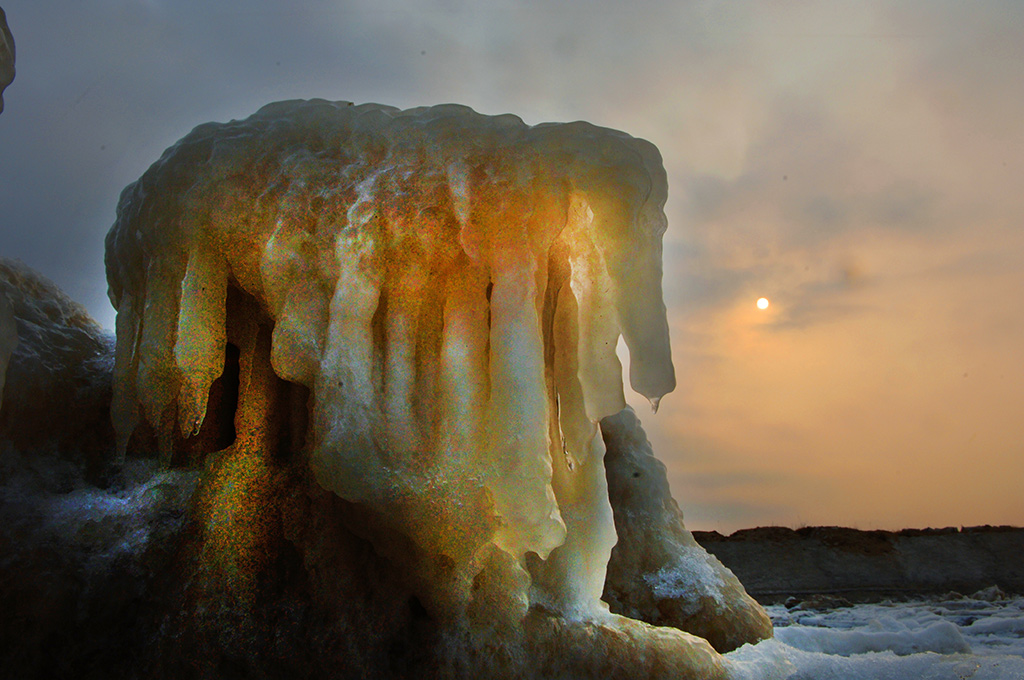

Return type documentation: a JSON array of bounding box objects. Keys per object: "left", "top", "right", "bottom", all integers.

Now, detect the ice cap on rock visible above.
[
  {"left": 106, "top": 98, "right": 675, "bottom": 618},
  {"left": 104, "top": 99, "right": 746, "bottom": 678}
]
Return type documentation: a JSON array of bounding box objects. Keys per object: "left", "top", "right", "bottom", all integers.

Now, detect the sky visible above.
[{"left": 1, "top": 0, "right": 1023, "bottom": 533}]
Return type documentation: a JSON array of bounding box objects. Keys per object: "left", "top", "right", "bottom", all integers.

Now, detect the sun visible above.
[{"left": 756, "top": 297, "right": 770, "bottom": 310}]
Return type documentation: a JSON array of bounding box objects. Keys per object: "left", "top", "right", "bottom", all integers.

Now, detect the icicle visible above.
[
  {"left": 110, "top": 293, "right": 141, "bottom": 462},
  {"left": 486, "top": 247, "right": 565, "bottom": 560},
  {"left": 382, "top": 265, "right": 426, "bottom": 457},
  {"left": 438, "top": 262, "right": 489, "bottom": 469},
  {"left": 174, "top": 247, "right": 227, "bottom": 436},
  {"left": 311, "top": 232, "right": 382, "bottom": 502},
  {"left": 262, "top": 229, "right": 330, "bottom": 387},
  {"left": 136, "top": 257, "right": 185, "bottom": 431},
  {"left": 563, "top": 194, "right": 627, "bottom": 421},
  {"left": 530, "top": 275, "right": 618, "bottom": 619}
]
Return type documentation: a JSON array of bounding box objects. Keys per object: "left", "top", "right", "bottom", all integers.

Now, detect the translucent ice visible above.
[
  {"left": 602, "top": 406, "right": 773, "bottom": 653},
  {"left": 105, "top": 99, "right": 732, "bottom": 677}
]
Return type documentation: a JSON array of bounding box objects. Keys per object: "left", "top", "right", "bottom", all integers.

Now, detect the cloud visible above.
[{"left": 3, "top": 0, "right": 1024, "bottom": 532}]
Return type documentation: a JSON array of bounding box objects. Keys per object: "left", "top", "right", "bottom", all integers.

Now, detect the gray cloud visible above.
[
  {"left": 3, "top": 0, "right": 1024, "bottom": 532},
  {"left": 0, "top": 0, "right": 733, "bottom": 328}
]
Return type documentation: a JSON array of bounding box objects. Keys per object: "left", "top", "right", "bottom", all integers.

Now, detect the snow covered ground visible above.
[{"left": 725, "top": 591, "right": 1024, "bottom": 679}]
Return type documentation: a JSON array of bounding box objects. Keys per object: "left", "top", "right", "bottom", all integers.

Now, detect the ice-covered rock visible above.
[
  {"left": 0, "top": 260, "right": 768, "bottom": 679},
  {"left": 100, "top": 98, "right": 763, "bottom": 677},
  {"left": 104, "top": 98, "right": 675, "bottom": 615},
  {"left": 0, "top": 6, "right": 13, "bottom": 114},
  {"left": 602, "top": 406, "right": 773, "bottom": 652},
  {"left": 0, "top": 259, "right": 115, "bottom": 479}
]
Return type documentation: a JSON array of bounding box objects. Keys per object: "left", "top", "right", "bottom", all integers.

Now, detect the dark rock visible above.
[
  {"left": 787, "top": 594, "right": 854, "bottom": 611},
  {"left": 0, "top": 6, "right": 13, "bottom": 114},
  {"left": 700, "top": 524, "right": 1024, "bottom": 603},
  {"left": 0, "top": 259, "right": 116, "bottom": 483}
]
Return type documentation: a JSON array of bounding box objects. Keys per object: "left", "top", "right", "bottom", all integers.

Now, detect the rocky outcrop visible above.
[
  {"left": 695, "top": 525, "right": 1024, "bottom": 603},
  {"left": 0, "top": 260, "right": 115, "bottom": 481},
  {"left": 0, "top": 6, "right": 14, "bottom": 114}
]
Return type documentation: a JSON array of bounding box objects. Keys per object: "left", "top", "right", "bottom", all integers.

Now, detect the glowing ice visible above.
[{"left": 105, "top": 99, "right": 727, "bottom": 676}]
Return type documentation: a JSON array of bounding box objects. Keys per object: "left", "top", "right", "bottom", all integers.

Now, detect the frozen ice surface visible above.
[
  {"left": 775, "top": 619, "right": 972, "bottom": 656},
  {"left": 725, "top": 594, "right": 1024, "bottom": 679},
  {"left": 643, "top": 547, "right": 726, "bottom": 607}
]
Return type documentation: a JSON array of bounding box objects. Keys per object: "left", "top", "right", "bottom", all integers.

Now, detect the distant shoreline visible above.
[
  {"left": 695, "top": 524, "right": 1023, "bottom": 540},
  {"left": 693, "top": 525, "right": 1024, "bottom": 604}
]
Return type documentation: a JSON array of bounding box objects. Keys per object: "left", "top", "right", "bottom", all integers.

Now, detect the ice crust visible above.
[
  {"left": 105, "top": 99, "right": 676, "bottom": 625},
  {"left": 726, "top": 595, "right": 1024, "bottom": 680},
  {"left": 644, "top": 553, "right": 726, "bottom": 606}
]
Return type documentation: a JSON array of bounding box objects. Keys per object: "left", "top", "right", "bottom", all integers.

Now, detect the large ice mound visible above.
[{"left": 101, "top": 98, "right": 768, "bottom": 677}]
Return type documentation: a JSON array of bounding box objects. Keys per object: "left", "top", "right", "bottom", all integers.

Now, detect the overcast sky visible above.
[{"left": 2, "top": 0, "right": 1023, "bottom": 533}]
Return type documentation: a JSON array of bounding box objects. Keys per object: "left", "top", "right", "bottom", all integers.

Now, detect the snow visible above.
[
  {"left": 642, "top": 543, "right": 728, "bottom": 615},
  {"left": 725, "top": 594, "right": 1024, "bottom": 679}
]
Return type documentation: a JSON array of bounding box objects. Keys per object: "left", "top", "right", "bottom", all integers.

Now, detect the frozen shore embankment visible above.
[{"left": 694, "top": 525, "right": 1024, "bottom": 604}]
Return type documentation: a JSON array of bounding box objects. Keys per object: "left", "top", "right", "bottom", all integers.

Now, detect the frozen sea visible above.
[{"left": 725, "top": 590, "right": 1024, "bottom": 679}]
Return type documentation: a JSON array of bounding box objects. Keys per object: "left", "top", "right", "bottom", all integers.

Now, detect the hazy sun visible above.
[{"left": 757, "top": 297, "right": 770, "bottom": 310}]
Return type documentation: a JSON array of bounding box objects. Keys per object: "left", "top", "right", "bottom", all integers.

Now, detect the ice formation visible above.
[
  {"left": 0, "top": 6, "right": 13, "bottom": 114},
  {"left": 727, "top": 594, "right": 1024, "bottom": 680},
  {"left": 602, "top": 407, "right": 773, "bottom": 652},
  {"left": 105, "top": 99, "right": 725, "bottom": 675}
]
